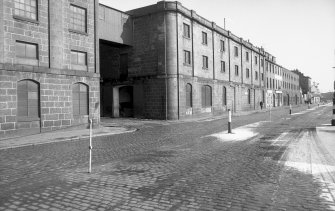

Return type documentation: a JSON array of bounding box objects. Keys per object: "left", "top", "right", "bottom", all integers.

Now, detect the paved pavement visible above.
[{"left": 0, "top": 103, "right": 334, "bottom": 211}]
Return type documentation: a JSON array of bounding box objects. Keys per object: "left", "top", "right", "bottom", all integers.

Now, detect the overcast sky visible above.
[{"left": 99, "top": 0, "right": 335, "bottom": 92}]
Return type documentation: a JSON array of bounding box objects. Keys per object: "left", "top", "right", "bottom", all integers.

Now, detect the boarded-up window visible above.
[
  {"left": 222, "top": 86, "right": 227, "bottom": 106},
  {"left": 17, "top": 80, "right": 39, "bottom": 118},
  {"left": 16, "top": 41, "right": 38, "bottom": 59},
  {"left": 186, "top": 83, "right": 192, "bottom": 108},
  {"left": 72, "top": 83, "right": 88, "bottom": 116},
  {"left": 201, "top": 85, "right": 212, "bottom": 108}
]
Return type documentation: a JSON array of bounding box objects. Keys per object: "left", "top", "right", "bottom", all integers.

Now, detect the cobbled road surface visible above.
[{"left": 0, "top": 105, "right": 334, "bottom": 211}]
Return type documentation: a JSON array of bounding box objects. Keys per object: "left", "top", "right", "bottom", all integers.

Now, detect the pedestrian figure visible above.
[{"left": 260, "top": 101, "right": 263, "bottom": 110}]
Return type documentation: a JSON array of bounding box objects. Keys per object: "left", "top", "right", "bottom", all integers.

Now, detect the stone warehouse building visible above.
[
  {"left": 0, "top": 0, "right": 301, "bottom": 138},
  {"left": 0, "top": 0, "right": 100, "bottom": 138},
  {"left": 99, "top": 1, "right": 301, "bottom": 120}
]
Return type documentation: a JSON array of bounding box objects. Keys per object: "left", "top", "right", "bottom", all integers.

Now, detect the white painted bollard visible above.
[
  {"left": 289, "top": 104, "right": 292, "bottom": 115},
  {"left": 88, "top": 119, "right": 93, "bottom": 173},
  {"left": 228, "top": 109, "right": 232, "bottom": 133}
]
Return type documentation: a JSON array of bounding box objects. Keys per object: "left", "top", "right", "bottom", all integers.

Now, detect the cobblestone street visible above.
[{"left": 0, "top": 105, "right": 334, "bottom": 210}]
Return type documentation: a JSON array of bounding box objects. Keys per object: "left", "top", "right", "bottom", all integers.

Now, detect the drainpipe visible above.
[
  {"left": 164, "top": 5, "right": 168, "bottom": 120},
  {"left": 175, "top": 2, "right": 180, "bottom": 120}
]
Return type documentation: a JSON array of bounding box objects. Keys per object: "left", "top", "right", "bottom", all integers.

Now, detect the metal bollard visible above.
[
  {"left": 289, "top": 104, "right": 292, "bottom": 115},
  {"left": 228, "top": 109, "right": 232, "bottom": 133},
  {"left": 88, "top": 119, "right": 93, "bottom": 173}
]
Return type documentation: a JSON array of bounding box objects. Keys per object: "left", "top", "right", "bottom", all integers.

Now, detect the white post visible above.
[
  {"left": 88, "top": 119, "right": 92, "bottom": 173},
  {"left": 228, "top": 109, "right": 232, "bottom": 133},
  {"left": 289, "top": 104, "right": 292, "bottom": 115}
]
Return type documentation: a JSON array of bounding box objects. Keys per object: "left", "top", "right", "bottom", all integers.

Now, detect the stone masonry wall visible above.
[{"left": 0, "top": 67, "right": 99, "bottom": 139}]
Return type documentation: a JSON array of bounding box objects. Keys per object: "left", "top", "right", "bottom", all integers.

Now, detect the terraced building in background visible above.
[{"left": 0, "top": 1, "right": 302, "bottom": 138}]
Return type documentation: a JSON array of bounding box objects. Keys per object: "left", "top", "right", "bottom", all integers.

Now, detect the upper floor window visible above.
[
  {"left": 14, "top": 0, "right": 37, "bottom": 20},
  {"left": 202, "top": 32, "right": 207, "bottom": 45},
  {"left": 255, "top": 56, "right": 258, "bottom": 65},
  {"left": 221, "top": 61, "right": 225, "bottom": 72},
  {"left": 220, "top": 40, "right": 225, "bottom": 52},
  {"left": 69, "top": 5, "right": 87, "bottom": 33},
  {"left": 17, "top": 80, "right": 39, "bottom": 118},
  {"left": 246, "top": 52, "right": 249, "bottom": 61},
  {"left": 234, "top": 46, "right": 238, "bottom": 57},
  {"left": 261, "top": 59, "right": 264, "bottom": 67},
  {"left": 262, "top": 73, "right": 264, "bottom": 81},
  {"left": 235, "top": 65, "right": 239, "bottom": 76},
  {"left": 202, "top": 56, "right": 208, "bottom": 69},
  {"left": 184, "top": 50, "right": 191, "bottom": 65},
  {"left": 248, "top": 89, "right": 251, "bottom": 104},
  {"left": 246, "top": 68, "right": 250, "bottom": 78},
  {"left": 255, "top": 71, "right": 258, "bottom": 80},
  {"left": 71, "top": 50, "right": 87, "bottom": 66},
  {"left": 183, "top": 23, "right": 190, "bottom": 38},
  {"left": 16, "top": 41, "right": 38, "bottom": 60}
]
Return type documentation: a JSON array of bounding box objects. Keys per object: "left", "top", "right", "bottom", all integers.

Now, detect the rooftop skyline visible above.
[{"left": 100, "top": 0, "right": 335, "bottom": 92}]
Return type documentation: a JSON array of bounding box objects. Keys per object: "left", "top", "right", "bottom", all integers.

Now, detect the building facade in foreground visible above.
[
  {"left": 0, "top": 0, "right": 100, "bottom": 138},
  {"left": 0, "top": 0, "right": 302, "bottom": 138}
]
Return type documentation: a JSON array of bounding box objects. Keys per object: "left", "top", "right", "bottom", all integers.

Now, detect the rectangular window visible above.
[
  {"left": 183, "top": 23, "right": 190, "bottom": 38},
  {"left": 235, "top": 65, "right": 239, "bottom": 76},
  {"left": 262, "top": 73, "right": 264, "bottom": 81},
  {"left": 69, "top": 5, "right": 87, "bottom": 33},
  {"left": 255, "top": 56, "right": 258, "bottom": 65},
  {"left": 71, "top": 50, "right": 87, "bottom": 66},
  {"left": 234, "top": 46, "right": 238, "bottom": 57},
  {"left": 16, "top": 41, "right": 38, "bottom": 60},
  {"left": 246, "top": 68, "right": 250, "bottom": 78},
  {"left": 14, "top": 0, "right": 37, "bottom": 20},
  {"left": 202, "top": 56, "right": 208, "bottom": 69},
  {"left": 261, "top": 59, "right": 264, "bottom": 67},
  {"left": 220, "top": 40, "right": 225, "bottom": 52},
  {"left": 246, "top": 52, "right": 249, "bottom": 61},
  {"left": 255, "top": 71, "right": 258, "bottom": 80},
  {"left": 184, "top": 50, "right": 191, "bottom": 65},
  {"left": 202, "top": 32, "right": 207, "bottom": 45},
  {"left": 221, "top": 61, "right": 225, "bottom": 72}
]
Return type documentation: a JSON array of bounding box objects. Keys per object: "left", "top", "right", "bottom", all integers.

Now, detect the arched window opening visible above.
[
  {"left": 201, "top": 85, "right": 212, "bottom": 108},
  {"left": 73, "top": 83, "right": 89, "bottom": 116},
  {"left": 17, "top": 80, "right": 39, "bottom": 118},
  {"left": 186, "top": 84, "right": 192, "bottom": 108}
]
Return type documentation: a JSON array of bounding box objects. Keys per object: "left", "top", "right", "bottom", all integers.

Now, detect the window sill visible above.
[
  {"left": 13, "top": 15, "right": 39, "bottom": 24},
  {"left": 202, "top": 43, "right": 208, "bottom": 46},
  {"left": 69, "top": 29, "right": 88, "bottom": 36},
  {"left": 16, "top": 58, "right": 39, "bottom": 66},
  {"left": 18, "top": 116, "right": 40, "bottom": 122},
  {"left": 183, "top": 36, "right": 191, "bottom": 40},
  {"left": 183, "top": 63, "right": 192, "bottom": 67},
  {"left": 202, "top": 67, "right": 208, "bottom": 70},
  {"left": 71, "top": 64, "right": 88, "bottom": 71}
]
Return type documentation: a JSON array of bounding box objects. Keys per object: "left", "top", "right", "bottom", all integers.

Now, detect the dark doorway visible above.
[{"left": 119, "top": 86, "right": 133, "bottom": 117}]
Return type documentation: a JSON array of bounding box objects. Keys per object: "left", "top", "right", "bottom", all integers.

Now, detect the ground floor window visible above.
[
  {"left": 17, "top": 80, "right": 39, "bottom": 118},
  {"left": 72, "top": 83, "right": 89, "bottom": 116},
  {"left": 186, "top": 83, "right": 192, "bottom": 108},
  {"left": 222, "top": 86, "right": 227, "bottom": 106},
  {"left": 201, "top": 85, "right": 212, "bottom": 107}
]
